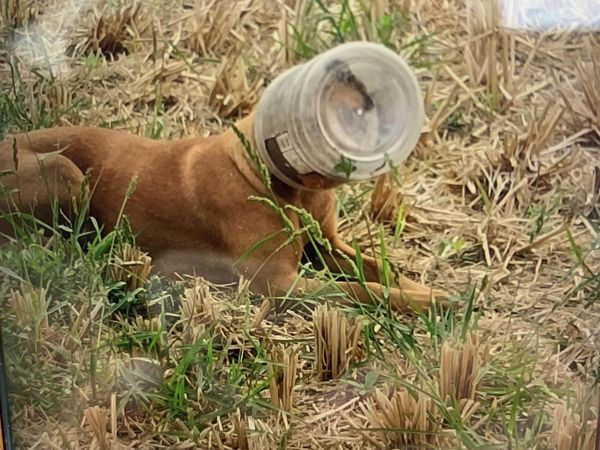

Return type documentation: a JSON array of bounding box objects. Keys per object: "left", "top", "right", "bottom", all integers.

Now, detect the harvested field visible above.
[{"left": 0, "top": 0, "right": 598, "bottom": 448}]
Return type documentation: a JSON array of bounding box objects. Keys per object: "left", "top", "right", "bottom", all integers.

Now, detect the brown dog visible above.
[{"left": 0, "top": 112, "right": 445, "bottom": 321}]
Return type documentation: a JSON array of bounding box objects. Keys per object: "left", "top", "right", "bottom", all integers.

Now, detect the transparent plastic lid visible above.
[
  {"left": 314, "top": 44, "right": 421, "bottom": 166},
  {"left": 254, "top": 41, "right": 425, "bottom": 189}
]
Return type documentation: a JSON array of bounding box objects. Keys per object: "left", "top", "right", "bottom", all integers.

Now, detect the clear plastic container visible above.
[{"left": 254, "top": 41, "right": 425, "bottom": 190}]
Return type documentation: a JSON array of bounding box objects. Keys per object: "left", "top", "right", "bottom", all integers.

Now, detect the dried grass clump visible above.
[
  {"left": 181, "top": 278, "right": 216, "bottom": 324},
  {"left": 73, "top": 3, "right": 150, "bottom": 57},
  {"left": 0, "top": 0, "right": 19, "bottom": 28},
  {"left": 7, "top": 285, "right": 49, "bottom": 351},
  {"left": 24, "top": 75, "right": 78, "bottom": 126},
  {"left": 84, "top": 406, "right": 110, "bottom": 450},
  {"left": 500, "top": 104, "right": 563, "bottom": 174},
  {"left": 0, "top": 0, "right": 38, "bottom": 29},
  {"left": 370, "top": 173, "right": 403, "bottom": 223},
  {"left": 179, "top": 278, "right": 217, "bottom": 343},
  {"left": 131, "top": 315, "right": 161, "bottom": 337},
  {"left": 313, "top": 304, "right": 362, "bottom": 381},
  {"left": 551, "top": 402, "right": 596, "bottom": 450},
  {"left": 439, "top": 333, "right": 486, "bottom": 402},
  {"left": 107, "top": 243, "right": 152, "bottom": 291},
  {"left": 267, "top": 345, "right": 298, "bottom": 412},
  {"left": 465, "top": 0, "right": 502, "bottom": 96},
  {"left": 8, "top": 284, "right": 48, "bottom": 329},
  {"left": 361, "top": 388, "right": 441, "bottom": 449},
  {"left": 231, "top": 408, "right": 249, "bottom": 450},
  {"left": 557, "top": 38, "right": 600, "bottom": 140},
  {"left": 229, "top": 413, "right": 276, "bottom": 450},
  {"left": 496, "top": 103, "right": 566, "bottom": 197},
  {"left": 465, "top": 102, "right": 568, "bottom": 215},
  {"left": 208, "top": 52, "right": 263, "bottom": 119},
  {"left": 185, "top": 0, "right": 252, "bottom": 56}
]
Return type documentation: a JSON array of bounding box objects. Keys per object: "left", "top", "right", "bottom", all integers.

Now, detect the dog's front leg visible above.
[
  {"left": 308, "top": 197, "right": 447, "bottom": 302},
  {"left": 302, "top": 277, "right": 437, "bottom": 311},
  {"left": 319, "top": 236, "right": 382, "bottom": 281},
  {"left": 249, "top": 262, "right": 439, "bottom": 328},
  {"left": 324, "top": 236, "right": 448, "bottom": 304}
]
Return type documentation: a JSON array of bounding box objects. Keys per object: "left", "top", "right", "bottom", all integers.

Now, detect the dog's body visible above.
[{"left": 0, "top": 113, "right": 444, "bottom": 318}]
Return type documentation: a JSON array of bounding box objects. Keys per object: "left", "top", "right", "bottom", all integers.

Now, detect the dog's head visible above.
[
  {"left": 254, "top": 60, "right": 381, "bottom": 191},
  {"left": 253, "top": 42, "right": 424, "bottom": 192}
]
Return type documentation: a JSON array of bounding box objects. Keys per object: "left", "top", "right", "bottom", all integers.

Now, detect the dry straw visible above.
[
  {"left": 313, "top": 304, "right": 362, "bottom": 381},
  {"left": 465, "top": 0, "right": 502, "bottom": 95},
  {"left": 75, "top": 3, "right": 150, "bottom": 57},
  {"left": 208, "top": 52, "right": 263, "bottom": 119},
  {"left": 7, "top": 285, "right": 49, "bottom": 352},
  {"left": 230, "top": 411, "right": 276, "bottom": 450},
  {"left": 107, "top": 243, "right": 152, "bottom": 291},
  {"left": 361, "top": 388, "right": 441, "bottom": 449},
  {"left": 181, "top": 278, "right": 216, "bottom": 324},
  {"left": 0, "top": 0, "right": 37, "bottom": 28},
  {"left": 370, "top": 173, "right": 403, "bottom": 223},
  {"left": 439, "top": 332, "right": 486, "bottom": 402},
  {"left": 84, "top": 406, "right": 110, "bottom": 450},
  {"left": 231, "top": 408, "right": 249, "bottom": 450},
  {"left": 185, "top": 0, "right": 250, "bottom": 56},
  {"left": 267, "top": 344, "right": 298, "bottom": 412},
  {"left": 551, "top": 402, "right": 596, "bottom": 450},
  {"left": 556, "top": 37, "right": 600, "bottom": 138},
  {"left": 7, "top": 285, "right": 48, "bottom": 330},
  {"left": 179, "top": 278, "right": 217, "bottom": 344},
  {"left": 246, "top": 420, "right": 274, "bottom": 450}
]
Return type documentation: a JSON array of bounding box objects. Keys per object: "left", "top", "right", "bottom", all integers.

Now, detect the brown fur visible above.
[{"left": 0, "top": 113, "right": 446, "bottom": 322}]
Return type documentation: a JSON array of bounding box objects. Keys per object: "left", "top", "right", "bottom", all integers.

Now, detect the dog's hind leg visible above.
[{"left": 0, "top": 151, "right": 86, "bottom": 236}]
